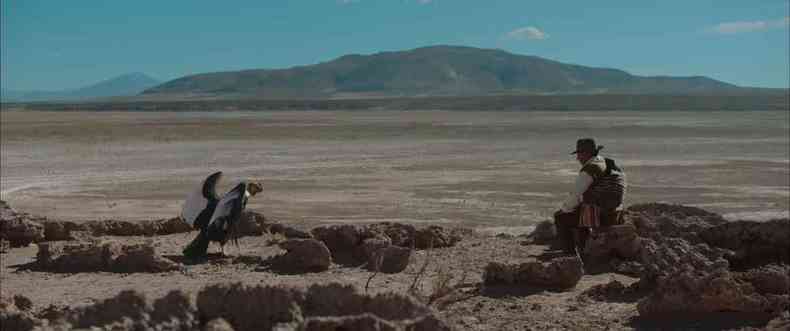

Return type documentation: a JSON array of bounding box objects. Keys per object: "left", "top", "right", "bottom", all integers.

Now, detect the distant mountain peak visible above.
[
  {"left": 143, "top": 45, "right": 744, "bottom": 98},
  {"left": 2, "top": 72, "right": 161, "bottom": 102}
]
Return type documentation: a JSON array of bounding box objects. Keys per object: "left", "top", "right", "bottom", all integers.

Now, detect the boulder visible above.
[
  {"left": 700, "top": 219, "right": 790, "bottom": 269},
  {"left": 275, "top": 239, "right": 332, "bottom": 272},
  {"left": 483, "top": 255, "right": 584, "bottom": 290},
  {"left": 311, "top": 225, "right": 368, "bottom": 265}
]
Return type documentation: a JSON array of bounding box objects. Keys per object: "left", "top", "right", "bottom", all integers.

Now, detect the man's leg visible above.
[{"left": 554, "top": 210, "right": 579, "bottom": 254}]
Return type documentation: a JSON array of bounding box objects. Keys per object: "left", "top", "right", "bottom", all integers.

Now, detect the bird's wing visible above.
[
  {"left": 207, "top": 182, "right": 247, "bottom": 235},
  {"left": 181, "top": 171, "right": 223, "bottom": 228}
]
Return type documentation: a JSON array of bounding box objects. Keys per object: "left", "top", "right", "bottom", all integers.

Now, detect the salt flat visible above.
[{"left": 1, "top": 110, "right": 788, "bottom": 231}]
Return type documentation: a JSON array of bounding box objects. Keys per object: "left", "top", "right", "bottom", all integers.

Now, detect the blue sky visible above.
[{"left": 2, "top": 0, "right": 789, "bottom": 90}]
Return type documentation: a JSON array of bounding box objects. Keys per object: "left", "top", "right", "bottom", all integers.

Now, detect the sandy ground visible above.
[{"left": 1, "top": 230, "right": 649, "bottom": 330}]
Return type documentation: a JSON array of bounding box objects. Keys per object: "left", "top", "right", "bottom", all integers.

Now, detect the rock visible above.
[
  {"left": 700, "top": 219, "right": 790, "bottom": 269},
  {"left": 626, "top": 203, "right": 727, "bottom": 243},
  {"left": 526, "top": 220, "right": 556, "bottom": 245},
  {"left": 108, "top": 243, "right": 182, "bottom": 273},
  {"left": 405, "top": 314, "right": 454, "bottom": 331},
  {"left": 40, "top": 220, "right": 83, "bottom": 241},
  {"left": 297, "top": 313, "right": 399, "bottom": 331},
  {"left": 0, "top": 239, "right": 9, "bottom": 253},
  {"left": 311, "top": 225, "right": 368, "bottom": 265},
  {"left": 609, "top": 259, "right": 644, "bottom": 277},
  {"left": 637, "top": 238, "right": 789, "bottom": 318},
  {"left": 205, "top": 318, "right": 236, "bottom": 331},
  {"left": 303, "top": 283, "right": 431, "bottom": 321},
  {"left": 12, "top": 295, "right": 32, "bottom": 312},
  {"left": 196, "top": 283, "right": 306, "bottom": 331},
  {"left": 0, "top": 201, "right": 45, "bottom": 247},
  {"left": 151, "top": 290, "right": 196, "bottom": 324},
  {"left": 0, "top": 294, "right": 40, "bottom": 331},
  {"left": 366, "top": 222, "right": 416, "bottom": 247},
  {"left": 483, "top": 255, "right": 584, "bottom": 290},
  {"left": 580, "top": 279, "right": 640, "bottom": 302},
  {"left": 734, "top": 264, "right": 790, "bottom": 295},
  {"left": 414, "top": 225, "right": 462, "bottom": 249},
  {"left": 639, "top": 237, "right": 731, "bottom": 287},
  {"left": 36, "top": 241, "right": 180, "bottom": 273},
  {"left": 636, "top": 267, "right": 789, "bottom": 317},
  {"left": 585, "top": 224, "right": 642, "bottom": 260},
  {"left": 270, "top": 223, "right": 313, "bottom": 239},
  {"left": 154, "top": 217, "right": 193, "bottom": 235},
  {"left": 235, "top": 211, "right": 266, "bottom": 236},
  {"left": 765, "top": 312, "right": 790, "bottom": 331},
  {"left": 275, "top": 239, "right": 332, "bottom": 272},
  {"left": 360, "top": 239, "right": 412, "bottom": 274}
]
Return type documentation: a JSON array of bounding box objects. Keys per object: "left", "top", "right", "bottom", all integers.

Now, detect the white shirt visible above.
[{"left": 560, "top": 156, "right": 602, "bottom": 213}]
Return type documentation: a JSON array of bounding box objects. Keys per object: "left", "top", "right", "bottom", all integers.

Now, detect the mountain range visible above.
[
  {"left": 1, "top": 73, "right": 160, "bottom": 102},
  {"left": 142, "top": 45, "right": 762, "bottom": 99}
]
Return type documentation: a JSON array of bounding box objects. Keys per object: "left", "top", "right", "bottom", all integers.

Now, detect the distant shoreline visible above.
[{"left": 3, "top": 93, "right": 788, "bottom": 112}]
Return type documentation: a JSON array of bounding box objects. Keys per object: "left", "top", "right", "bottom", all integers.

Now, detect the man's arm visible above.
[{"left": 559, "top": 172, "right": 594, "bottom": 213}]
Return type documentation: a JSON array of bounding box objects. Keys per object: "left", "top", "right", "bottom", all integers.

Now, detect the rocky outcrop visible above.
[
  {"left": 36, "top": 241, "right": 181, "bottom": 273},
  {"left": 637, "top": 265, "right": 789, "bottom": 317},
  {"left": 483, "top": 256, "right": 584, "bottom": 290},
  {"left": 311, "top": 223, "right": 463, "bottom": 266},
  {"left": 0, "top": 201, "right": 45, "bottom": 247},
  {"left": 639, "top": 237, "right": 730, "bottom": 287},
  {"left": 700, "top": 218, "right": 790, "bottom": 269},
  {"left": 637, "top": 237, "right": 789, "bottom": 317},
  {"left": 626, "top": 203, "right": 727, "bottom": 243},
  {"left": 273, "top": 239, "right": 332, "bottom": 272},
  {"left": 585, "top": 224, "right": 643, "bottom": 261}
]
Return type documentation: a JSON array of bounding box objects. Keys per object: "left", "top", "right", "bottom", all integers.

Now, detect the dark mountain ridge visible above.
[{"left": 143, "top": 45, "right": 747, "bottom": 98}]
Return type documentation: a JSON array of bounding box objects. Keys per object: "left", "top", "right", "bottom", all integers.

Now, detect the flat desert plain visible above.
[{"left": 2, "top": 110, "right": 788, "bottom": 230}]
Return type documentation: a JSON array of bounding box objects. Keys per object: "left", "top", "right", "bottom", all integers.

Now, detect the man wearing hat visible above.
[{"left": 554, "top": 138, "right": 627, "bottom": 255}]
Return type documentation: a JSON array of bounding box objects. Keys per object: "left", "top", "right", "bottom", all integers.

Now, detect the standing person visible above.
[{"left": 554, "top": 138, "right": 626, "bottom": 255}]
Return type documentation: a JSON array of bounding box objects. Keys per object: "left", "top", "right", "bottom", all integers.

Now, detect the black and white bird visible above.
[{"left": 181, "top": 171, "right": 263, "bottom": 258}]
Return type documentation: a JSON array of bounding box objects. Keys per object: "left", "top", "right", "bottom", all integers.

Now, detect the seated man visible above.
[{"left": 554, "top": 138, "right": 626, "bottom": 255}]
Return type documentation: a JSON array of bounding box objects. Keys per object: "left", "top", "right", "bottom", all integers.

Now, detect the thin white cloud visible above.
[
  {"left": 709, "top": 17, "right": 789, "bottom": 35},
  {"left": 504, "top": 26, "right": 549, "bottom": 41}
]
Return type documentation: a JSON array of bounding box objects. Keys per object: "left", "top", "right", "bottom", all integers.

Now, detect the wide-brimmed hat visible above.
[{"left": 571, "top": 138, "right": 604, "bottom": 155}]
